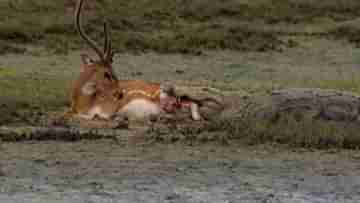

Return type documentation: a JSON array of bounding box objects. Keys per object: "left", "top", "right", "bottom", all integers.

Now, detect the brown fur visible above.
[{"left": 69, "top": 57, "right": 117, "bottom": 115}]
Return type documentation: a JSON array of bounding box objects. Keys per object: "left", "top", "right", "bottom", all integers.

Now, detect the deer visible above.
[
  {"left": 67, "top": 0, "right": 120, "bottom": 120},
  {"left": 68, "top": 0, "right": 224, "bottom": 122}
]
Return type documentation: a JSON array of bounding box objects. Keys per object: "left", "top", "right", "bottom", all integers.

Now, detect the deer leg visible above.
[
  {"left": 177, "top": 100, "right": 202, "bottom": 121},
  {"left": 190, "top": 102, "right": 202, "bottom": 121},
  {"left": 75, "top": 113, "right": 95, "bottom": 120}
]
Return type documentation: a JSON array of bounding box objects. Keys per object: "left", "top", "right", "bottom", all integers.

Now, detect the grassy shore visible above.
[{"left": 1, "top": 0, "right": 360, "bottom": 148}]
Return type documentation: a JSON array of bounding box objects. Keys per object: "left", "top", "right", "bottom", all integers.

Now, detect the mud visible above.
[{"left": 0, "top": 141, "right": 358, "bottom": 203}]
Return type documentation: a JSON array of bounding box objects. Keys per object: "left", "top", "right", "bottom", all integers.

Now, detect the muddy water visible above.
[{"left": 0, "top": 140, "right": 359, "bottom": 203}]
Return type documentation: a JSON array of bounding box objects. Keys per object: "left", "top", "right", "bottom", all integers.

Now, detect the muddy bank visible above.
[
  {"left": 2, "top": 37, "right": 360, "bottom": 148},
  {"left": 0, "top": 141, "right": 359, "bottom": 202}
]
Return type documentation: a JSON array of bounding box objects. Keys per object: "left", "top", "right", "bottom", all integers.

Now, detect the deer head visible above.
[{"left": 75, "top": 0, "right": 117, "bottom": 82}]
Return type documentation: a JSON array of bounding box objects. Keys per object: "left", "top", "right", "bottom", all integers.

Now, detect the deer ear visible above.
[{"left": 81, "top": 54, "right": 94, "bottom": 65}]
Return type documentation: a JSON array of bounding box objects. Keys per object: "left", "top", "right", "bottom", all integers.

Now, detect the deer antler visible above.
[
  {"left": 103, "top": 22, "right": 109, "bottom": 58},
  {"left": 103, "top": 21, "right": 113, "bottom": 63},
  {"left": 75, "top": 0, "right": 111, "bottom": 63}
]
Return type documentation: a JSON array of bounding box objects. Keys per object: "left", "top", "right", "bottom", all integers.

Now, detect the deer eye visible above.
[
  {"left": 104, "top": 72, "right": 112, "bottom": 80},
  {"left": 114, "top": 91, "right": 123, "bottom": 100}
]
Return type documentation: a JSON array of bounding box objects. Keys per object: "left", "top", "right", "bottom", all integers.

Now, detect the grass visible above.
[
  {"left": 2, "top": 50, "right": 360, "bottom": 148},
  {"left": 1, "top": 0, "right": 360, "bottom": 149},
  {"left": 1, "top": 0, "right": 360, "bottom": 54},
  {"left": 232, "top": 115, "right": 360, "bottom": 149},
  {"left": 0, "top": 41, "right": 26, "bottom": 54},
  {"left": 0, "top": 67, "right": 68, "bottom": 125},
  {"left": 147, "top": 104, "right": 360, "bottom": 149}
]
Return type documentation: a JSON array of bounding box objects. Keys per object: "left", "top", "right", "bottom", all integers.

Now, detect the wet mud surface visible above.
[{"left": 0, "top": 141, "right": 359, "bottom": 202}]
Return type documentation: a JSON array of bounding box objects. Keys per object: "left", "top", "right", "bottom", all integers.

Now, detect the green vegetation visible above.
[
  {"left": 148, "top": 107, "right": 360, "bottom": 149},
  {"left": 2, "top": 0, "right": 360, "bottom": 148},
  {"left": 0, "top": 71, "right": 68, "bottom": 124},
  {"left": 1, "top": 0, "right": 360, "bottom": 54}
]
